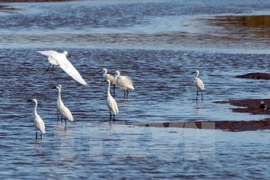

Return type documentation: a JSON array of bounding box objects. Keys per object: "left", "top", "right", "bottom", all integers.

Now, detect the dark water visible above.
[{"left": 1, "top": 0, "right": 270, "bottom": 179}]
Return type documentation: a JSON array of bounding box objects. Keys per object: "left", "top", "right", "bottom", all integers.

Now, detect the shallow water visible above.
[{"left": 1, "top": 0, "right": 270, "bottom": 179}]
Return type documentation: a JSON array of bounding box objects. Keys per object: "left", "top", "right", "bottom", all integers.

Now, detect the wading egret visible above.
[
  {"left": 96, "top": 68, "right": 116, "bottom": 93},
  {"left": 53, "top": 84, "right": 74, "bottom": 122},
  {"left": 192, "top": 70, "right": 204, "bottom": 100},
  {"left": 260, "top": 101, "right": 267, "bottom": 111},
  {"left": 36, "top": 50, "right": 88, "bottom": 86},
  {"left": 114, "top": 70, "right": 134, "bottom": 98},
  {"left": 106, "top": 79, "right": 119, "bottom": 120},
  {"left": 27, "top": 99, "right": 45, "bottom": 139}
]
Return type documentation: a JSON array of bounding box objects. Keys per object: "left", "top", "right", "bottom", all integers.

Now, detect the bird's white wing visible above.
[
  {"left": 118, "top": 76, "right": 134, "bottom": 90},
  {"left": 195, "top": 78, "right": 204, "bottom": 91},
  {"left": 59, "top": 105, "right": 74, "bottom": 121},
  {"left": 105, "top": 74, "right": 115, "bottom": 84},
  {"left": 36, "top": 50, "right": 59, "bottom": 57},
  {"left": 35, "top": 116, "right": 46, "bottom": 134},
  {"left": 36, "top": 50, "right": 59, "bottom": 65},
  {"left": 57, "top": 55, "right": 88, "bottom": 86},
  {"left": 107, "top": 96, "right": 119, "bottom": 115}
]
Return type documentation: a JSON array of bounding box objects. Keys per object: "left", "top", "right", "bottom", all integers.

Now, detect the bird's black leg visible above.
[
  {"left": 196, "top": 90, "right": 198, "bottom": 100},
  {"left": 44, "top": 64, "right": 51, "bottom": 75},
  {"left": 123, "top": 91, "right": 126, "bottom": 98},
  {"left": 201, "top": 91, "right": 203, "bottom": 101},
  {"left": 36, "top": 131, "right": 38, "bottom": 139},
  {"left": 50, "top": 65, "right": 55, "bottom": 78},
  {"left": 109, "top": 111, "right": 112, "bottom": 120},
  {"left": 40, "top": 133, "right": 42, "bottom": 139},
  {"left": 126, "top": 90, "right": 129, "bottom": 98}
]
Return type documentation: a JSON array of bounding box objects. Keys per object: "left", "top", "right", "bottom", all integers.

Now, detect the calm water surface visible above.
[{"left": 1, "top": 0, "right": 270, "bottom": 179}]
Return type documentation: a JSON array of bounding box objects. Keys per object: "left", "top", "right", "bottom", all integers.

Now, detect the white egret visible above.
[
  {"left": 106, "top": 79, "right": 119, "bottom": 120},
  {"left": 36, "top": 50, "right": 88, "bottom": 86},
  {"left": 114, "top": 70, "right": 134, "bottom": 98},
  {"left": 53, "top": 84, "right": 74, "bottom": 122},
  {"left": 27, "top": 99, "right": 46, "bottom": 139},
  {"left": 192, "top": 70, "right": 204, "bottom": 100},
  {"left": 96, "top": 68, "right": 116, "bottom": 93}
]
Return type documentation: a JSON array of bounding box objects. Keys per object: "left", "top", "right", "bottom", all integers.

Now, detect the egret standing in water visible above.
[
  {"left": 27, "top": 99, "right": 46, "bottom": 139},
  {"left": 53, "top": 84, "right": 74, "bottom": 123},
  {"left": 36, "top": 50, "right": 88, "bottom": 86},
  {"left": 96, "top": 68, "right": 116, "bottom": 93},
  {"left": 192, "top": 70, "right": 204, "bottom": 100},
  {"left": 114, "top": 70, "right": 134, "bottom": 98},
  {"left": 106, "top": 79, "right": 119, "bottom": 120}
]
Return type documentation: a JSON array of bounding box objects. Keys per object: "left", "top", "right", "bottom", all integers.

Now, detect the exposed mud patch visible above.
[
  {"left": 215, "top": 99, "right": 270, "bottom": 115},
  {"left": 0, "top": 5, "right": 19, "bottom": 12},
  {"left": 235, "top": 72, "right": 270, "bottom": 80},
  {"left": 135, "top": 120, "right": 270, "bottom": 132}
]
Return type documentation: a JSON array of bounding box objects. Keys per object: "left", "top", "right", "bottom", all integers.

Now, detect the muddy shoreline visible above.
[
  {"left": 134, "top": 119, "right": 270, "bottom": 132},
  {"left": 131, "top": 98, "right": 270, "bottom": 132},
  {"left": 216, "top": 99, "right": 270, "bottom": 115},
  {"left": 235, "top": 72, "right": 270, "bottom": 80}
]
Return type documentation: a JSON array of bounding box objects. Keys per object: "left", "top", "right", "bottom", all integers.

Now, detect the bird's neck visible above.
[
  {"left": 58, "top": 89, "right": 62, "bottom": 101},
  {"left": 34, "top": 101, "right": 38, "bottom": 116},
  {"left": 107, "top": 83, "right": 111, "bottom": 97},
  {"left": 115, "top": 72, "right": 120, "bottom": 79}
]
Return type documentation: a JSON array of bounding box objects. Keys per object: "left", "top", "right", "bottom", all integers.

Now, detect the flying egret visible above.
[
  {"left": 27, "top": 99, "right": 46, "bottom": 139},
  {"left": 53, "top": 84, "right": 74, "bottom": 122},
  {"left": 96, "top": 68, "right": 116, "bottom": 93},
  {"left": 106, "top": 79, "right": 119, "bottom": 120},
  {"left": 36, "top": 50, "right": 88, "bottom": 86},
  {"left": 192, "top": 70, "right": 204, "bottom": 100},
  {"left": 114, "top": 70, "right": 134, "bottom": 98}
]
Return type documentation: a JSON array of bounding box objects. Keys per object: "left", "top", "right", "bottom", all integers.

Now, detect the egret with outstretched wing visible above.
[{"left": 36, "top": 50, "right": 88, "bottom": 86}]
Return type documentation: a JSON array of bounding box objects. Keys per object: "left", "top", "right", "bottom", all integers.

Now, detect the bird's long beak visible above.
[
  {"left": 67, "top": 53, "right": 72, "bottom": 58},
  {"left": 26, "top": 100, "right": 32, "bottom": 102},
  {"left": 52, "top": 86, "right": 57, "bottom": 89},
  {"left": 95, "top": 70, "right": 103, "bottom": 74}
]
